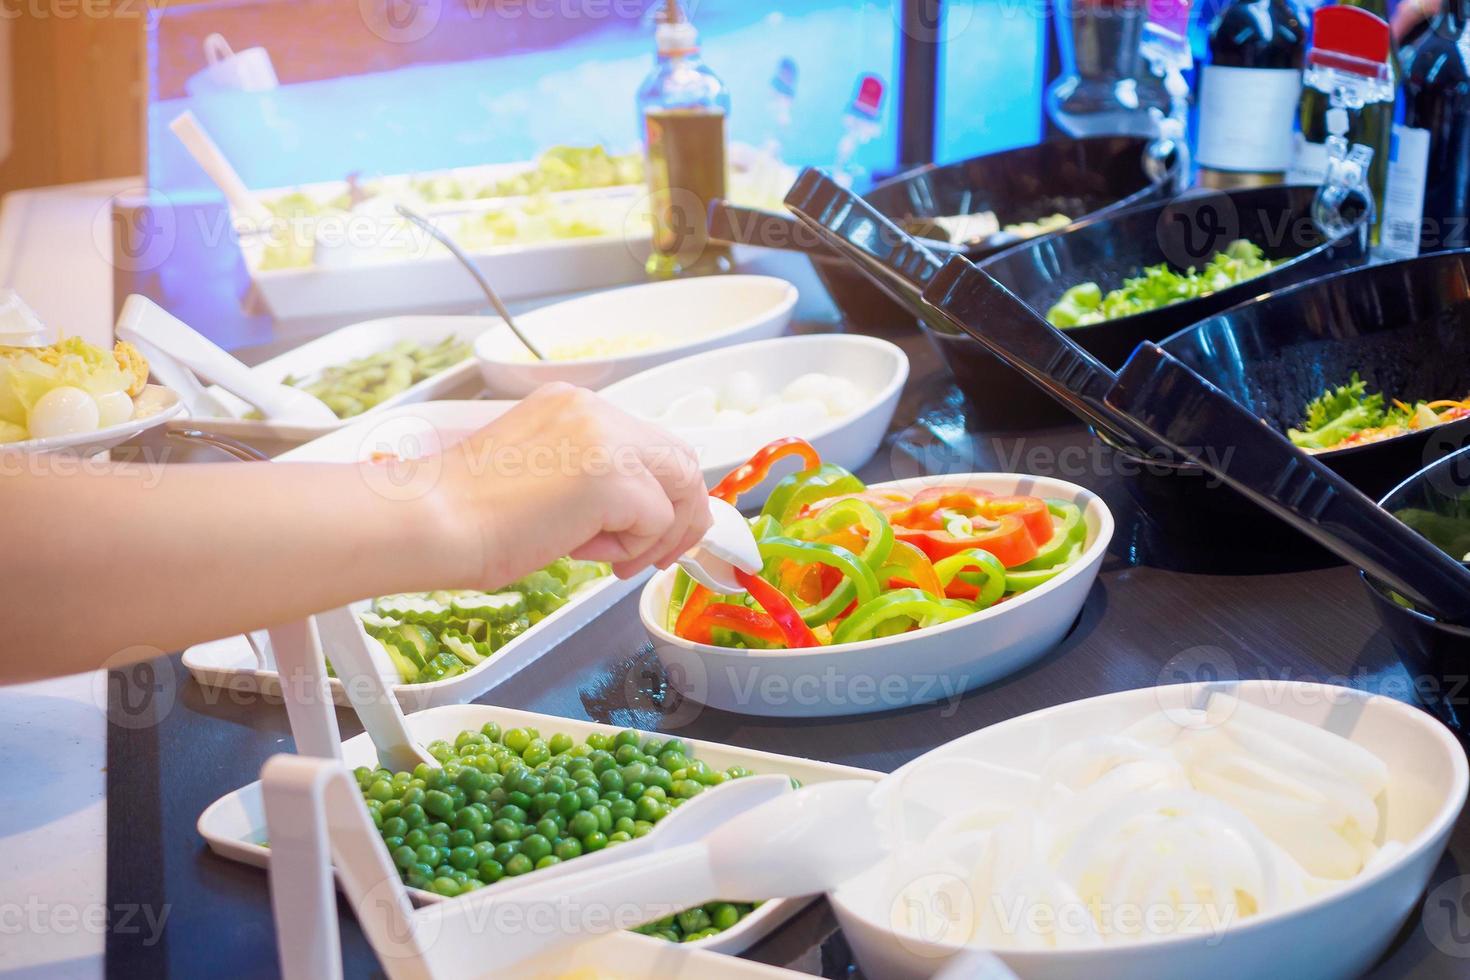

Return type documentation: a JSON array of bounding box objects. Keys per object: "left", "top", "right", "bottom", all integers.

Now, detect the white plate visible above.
[
  {"left": 831, "top": 680, "right": 1469, "bottom": 980},
  {"left": 641, "top": 473, "right": 1113, "bottom": 717},
  {"left": 196, "top": 703, "right": 881, "bottom": 957},
  {"left": 165, "top": 315, "right": 495, "bottom": 445},
  {"left": 0, "top": 384, "right": 183, "bottom": 456},
  {"left": 473, "top": 276, "right": 798, "bottom": 398},
  {"left": 180, "top": 401, "right": 639, "bottom": 711},
  {"left": 598, "top": 334, "right": 908, "bottom": 508}
]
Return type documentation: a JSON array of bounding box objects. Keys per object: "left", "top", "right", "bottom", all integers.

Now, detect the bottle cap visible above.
[
  {"left": 1307, "top": 6, "right": 1390, "bottom": 80},
  {"left": 656, "top": 0, "right": 697, "bottom": 54}
]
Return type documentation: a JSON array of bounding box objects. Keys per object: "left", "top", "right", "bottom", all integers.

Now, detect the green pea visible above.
[
  {"left": 575, "top": 786, "right": 599, "bottom": 809},
  {"left": 590, "top": 804, "right": 612, "bottom": 832},
  {"left": 557, "top": 793, "right": 582, "bottom": 818},
  {"left": 423, "top": 790, "right": 455, "bottom": 820},
  {"left": 399, "top": 787, "right": 426, "bottom": 807},
  {"left": 480, "top": 722, "right": 502, "bottom": 742},
  {"left": 614, "top": 744, "right": 639, "bottom": 765},
  {"left": 473, "top": 823, "right": 495, "bottom": 843},
  {"left": 472, "top": 841, "right": 496, "bottom": 862},
  {"left": 613, "top": 817, "right": 635, "bottom": 835},
  {"left": 640, "top": 737, "right": 664, "bottom": 756},
  {"left": 455, "top": 768, "right": 484, "bottom": 793},
  {"left": 454, "top": 808, "right": 484, "bottom": 832},
  {"left": 506, "top": 791, "right": 532, "bottom": 810},
  {"left": 430, "top": 876, "right": 460, "bottom": 897},
  {"left": 549, "top": 732, "right": 574, "bottom": 755},
  {"left": 412, "top": 763, "right": 436, "bottom": 782},
  {"left": 367, "top": 780, "right": 395, "bottom": 802},
  {"left": 503, "top": 728, "right": 533, "bottom": 754},
  {"left": 491, "top": 819, "right": 523, "bottom": 843},
  {"left": 382, "top": 816, "right": 408, "bottom": 838},
  {"left": 568, "top": 811, "right": 598, "bottom": 838},
  {"left": 672, "top": 780, "right": 703, "bottom": 800},
  {"left": 607, "top": 831, "right": 631, "bottom": 843},
  {"left": 405, "top": 829, "right": 428, "bottom": 849},
  {"left": 448, "top": 846, "right": 477, "bottom": 871},
  {"left": 392, "top": 845, "right": 417, "bottom": 870},
  {"left": 581, "top": 831, "right": 608, "bottom": 852},
  {"left": 532, "top": 792, "right": 560, "bottom": 817},
  {"left": 522, "top": 739, "right": 551, "bottom": 768},
  {"left": 598, "top": 769, "right": 624, "bottom": 794},
  {"left": 710, "top": 903, "right": 741, "bottom": 930},
  {"left": 492, "top": 842, "right": 520, "bottom": 863},
  {"left": 631, "top": 820, "right": 654, "bottom": 838},
  {"left": 497, "top": 804, "right": 527, "bottom": 825},
  {"left": 585, "top": 733, "right": 612, "bottom": 751},
  {"left": 614, "top": 729, "right": 641, "bottom": 749},
  {"left": 554, "top": 838, "right": 582, "bottom": 860},
  {"left": 478, "top": 860, "right": 504, "bottom": 883},
  {"left": 678, "top": 908, "right": 712, "bottom": 934},
  {"left": 455, "top": 730, "right": 486, "bottom": 750},
  {"left": 535, "top": 817, "right": 559, "bottom": 840},
  {"left": 520, "top": 834, "right": 552, "bottom": 862},
  {"left": 382, "top": 835, "right": 404, "bottom": 851},
  {"left": 610, "top": 799, "right": 636, "bottom": 822},
  {"left": 504, "top": 853, "right": 534, "bottom": 876}
]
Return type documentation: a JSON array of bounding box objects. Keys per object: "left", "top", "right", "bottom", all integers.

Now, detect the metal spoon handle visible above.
[
  {"left": 167, "top": 427, "right": 270, "bottom": 462},
  {"left": 1105, "top": 342, "right": 1470, "bottom": 623},
  {"left": 393, "top": 204, "right": 546, "bottom": 361}
]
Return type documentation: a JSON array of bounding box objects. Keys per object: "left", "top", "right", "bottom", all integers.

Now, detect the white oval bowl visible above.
[
  {"left": 830, "top": 680, "right": 1469, "bottom": 980},
  {"left": 598, "top": 333, "right": 909, "bottom": 507},
  {"left": 473, "top": 275, "right": 797, "bottom": 397},
  {"left": 639, "top": 473, "right": 1114, "bottom": 717}
]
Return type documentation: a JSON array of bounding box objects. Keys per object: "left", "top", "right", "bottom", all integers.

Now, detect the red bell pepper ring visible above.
[
  {"left": 680, "top": 601, "right": 788, "bottom": 646},
  {"left": 735, "top": 569, "right": 821, "bottom": 648},
  {"left": 983, "top": 495, "right": 1054, "bottom": 547},
  {"left": 896, "top": 513, "right": 1039, "bottom": 567},
  {"left": 799, "top": 488, "right": 913, "bottom": 519},
  {"left": 709, "top": 437, "right": 822, "bottom": 505}
]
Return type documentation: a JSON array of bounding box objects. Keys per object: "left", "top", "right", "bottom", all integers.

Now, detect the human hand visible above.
[{"left": 435, "top": 383, "right": 712, "bottom": 586}]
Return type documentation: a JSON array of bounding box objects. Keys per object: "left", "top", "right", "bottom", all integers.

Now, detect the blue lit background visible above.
[{"left": 149, "top": 1, "right": 1054, "bottom": 196}]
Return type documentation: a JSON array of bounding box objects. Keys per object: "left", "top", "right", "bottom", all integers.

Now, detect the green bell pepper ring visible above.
[
  {"left": 1012, "top": 500, "right": 1084, "bottom": 571},
  {"left": 759, "top": 464, "right": 865, "bottom": 525},
  {"left": 784, "top": 498, "right": 895, "bottom": 571},
  {"left": 830, "top": 589, "right": 975, "bottom": 644},
  {"left": 757, "top": 536, "right": 880, "bottom": 627},
  {"left": 1003, "top": 539, "right": 1086, "bottom": 593},
  {"left": 933, "top": 548, "right": 1007, "bottom": 608}
]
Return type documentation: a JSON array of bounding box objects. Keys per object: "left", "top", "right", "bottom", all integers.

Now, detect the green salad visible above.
[
  {"left": 358, "top": 557, "right": 608, "bottom": 684},
  {"left": 356, "top": 722, "right": 769, "bottom": 942},
  {"left": 1045, "top": 239, "right": 1276, "bottom": 328}
]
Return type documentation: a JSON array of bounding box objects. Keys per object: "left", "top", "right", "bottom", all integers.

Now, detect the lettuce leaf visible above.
[{"left": 0, "top": 338, "right": 131, "bottom": 430}]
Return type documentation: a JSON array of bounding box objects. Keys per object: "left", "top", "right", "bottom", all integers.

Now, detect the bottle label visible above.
[
  {"left": 1285, "top": 133, "right": 1329, "bottom": 186},
  {"left": 1379, "top": 124, "right": 1430, "bottom": 260},
  {"left": 1196, "top": 65, "right": 1303, "bottom": 171}
]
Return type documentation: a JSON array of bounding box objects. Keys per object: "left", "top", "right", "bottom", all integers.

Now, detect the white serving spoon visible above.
[
  {"left": 678, "top": 497, "right": 762, "bottom": 594},
  {"left": 315, "top": 605, "right": 437, "bottom": 772},
  {"left": 116, "top": 294, "right": 338, "bottom": 424},
  {"left": 168, "top": 111, "right": 273, "bottom": 228}
]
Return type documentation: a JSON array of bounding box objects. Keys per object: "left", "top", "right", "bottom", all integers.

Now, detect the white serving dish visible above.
[
  {"left": 1, "top": 383, "right": 183, "bottom": 456},
  {"left": 830, "top": 680, "right": 1469, "bottom": 980},
  {"left": 180, "top": 400, "right": 638, "bottom": 711},
  {"left": 247, "top": 232, "right": 653, "bottom": 321},
  {"left": 598, "top": 334, "right": 908, "bottom": 508},
  {"left": 197, "top": 703, "right": 881, "bottom": 955},
  {"left": 165, "top": 314, "right": 495, "bottom": 445},
  {"left": 473, "top": 276, "right": 798, "bottom": 398},
  {"left": 640, "top": 473, "right": 1113, "bottom": 717}
]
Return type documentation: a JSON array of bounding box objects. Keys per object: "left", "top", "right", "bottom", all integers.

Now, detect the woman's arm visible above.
[{"left": 5, "top": 384, "right": 710, "bottom": 683}]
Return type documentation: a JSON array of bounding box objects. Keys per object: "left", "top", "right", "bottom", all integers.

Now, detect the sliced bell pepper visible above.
[
  {"left": 830, "top": 589, "right": 975, "bottom": 644},
  {"left": 760, "top": 463, "right": 866, "bottom": 524},
  {"left": 933, "top": 548, "right": 1007, "bottom": 607},
  {"left": 680, "top": 601, "right": 788, "bottom": 646},
  {"left": 876, "top": 539, "right": 944, "bottom": 597},
  {"left": 982, "top": 496, "right": 1054, "bottom": 548},
  {"left": 799, "top": 488, "right": 912, "bottom": 519},
  {"left": 735, "top": 569, "right": 820, "bottom": 648},
  {"left": 784, "top": 498, "right": 895, "bottom": 571},
  {"left": 673, "top": 582, "right": 715, "bottom": 635},
  {"left": 757, "top": 536, "right": 881, "bottom": 627},
  {"left": 710, "top": 437, "right": 822, "bottom": 506},
  {"left": 1012, "top": 499, "right": 1083, "bottom": 570},
  {"left": 896, "top": 513, "right": 1038, "bottom": 567}
]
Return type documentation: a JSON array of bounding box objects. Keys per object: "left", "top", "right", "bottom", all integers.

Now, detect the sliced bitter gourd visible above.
[
  {"left": 373, "top": 594, "right": 450, "bottom": 626},
  {"left": 418, "top": 651, "right": 466, "bottom": 683},
  {"left": 358, "top": 612, "right": 402, "bottom": 635},
  {"left": 450, "top": 592, "right": 526, "bottom": 623},
  {"left": 384, "top": 623, "right": 439, "bottom": 668},
  {"left": 372, "top": 636, "right": 422, "bottom": 683},
  {"left": 441, "top": 631, "right": 491, "bottom": 667}
]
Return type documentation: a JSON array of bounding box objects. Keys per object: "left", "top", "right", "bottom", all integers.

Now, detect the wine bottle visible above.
[
  {"left": 1400, "top": 0, "right": 1470, "bottom": 251},
  {"left": 1287, "top": 4, "right": 1395, "bottom": 246},
  {"left": 1196, "top": 0, "right": 1309, "bottom": 188}
]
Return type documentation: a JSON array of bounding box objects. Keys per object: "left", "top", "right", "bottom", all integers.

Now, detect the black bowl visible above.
[
  {"left": 713, "top": 136, "right": 1178, "bottom": 336},
  {"left": 1100, "top": 251, "right": 1470, "bottom": 560},
  {"left": 1362, "top": 445, "right": 1470, "bottom": 734},
  {"left": 976, "top": 184, "right": 1369, "bottom": 368}
]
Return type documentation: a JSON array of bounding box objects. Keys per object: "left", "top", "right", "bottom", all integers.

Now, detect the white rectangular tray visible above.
[
  {"left": 166, "top": 314, "right": 498, "bottom": 446},
  {"left": 180, "top": 401, "right": 635, "bottom": 710},
  {"left": 198, "top": 704, "right": 881, "bottom": 957}
]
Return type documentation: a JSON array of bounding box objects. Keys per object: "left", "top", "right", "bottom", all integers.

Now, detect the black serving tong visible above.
[
  {"left": 783, "top": 168, "right": 1159, "bottom": 455},
  {"left": 1103, "top": 342, "right": 1470, "bottom": 624}
]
